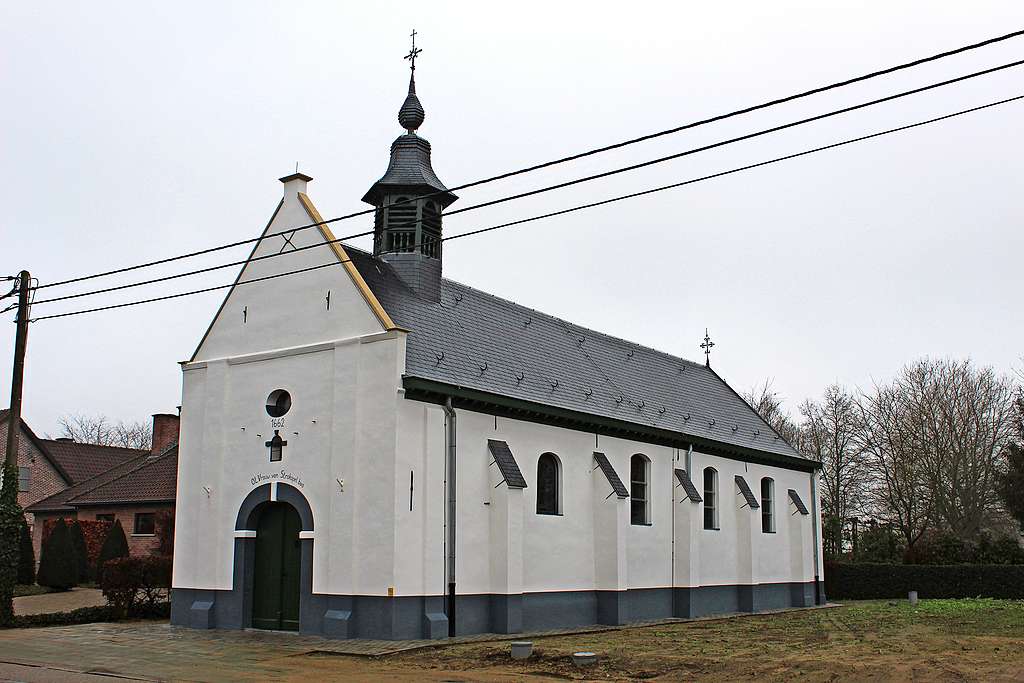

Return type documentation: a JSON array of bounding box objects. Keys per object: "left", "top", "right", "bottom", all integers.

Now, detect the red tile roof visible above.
[
  {"left": 26, "top": 443, "right": 177, "bottom": 512},
  {"left": 69, "top": 447, "right": 177, "bottom": 506},
  {"left": 39, "top": 439, "right": 147, "bottom": 484}
]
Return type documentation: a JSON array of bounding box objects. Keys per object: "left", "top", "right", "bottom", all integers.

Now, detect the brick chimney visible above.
[{"left": 151, "top": 413, "right": 180, "bottom": 455}]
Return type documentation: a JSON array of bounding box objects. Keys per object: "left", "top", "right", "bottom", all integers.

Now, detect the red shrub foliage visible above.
[
  {"left": 43, "top": 518, "right": 112, "bottom": 565},
  {"left": 100, "top": 556, "right": 172, "bottom": 615}
]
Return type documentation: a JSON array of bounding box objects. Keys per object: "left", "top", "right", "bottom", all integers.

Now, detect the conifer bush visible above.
[
  {"left": 0, "top": 463, "right": 24, "bottom": 624},
  {"left": 68, "top": 521, "right": 90, "bottom": 583},
  {"left": 16, "top": 518, "right": 34, "bottom": 585},
  {"left": 95, "top": 520, "right": 129, "bottom": 584},
  {"left": 36, "top": 518, "right": 77, "bottom": 591}
]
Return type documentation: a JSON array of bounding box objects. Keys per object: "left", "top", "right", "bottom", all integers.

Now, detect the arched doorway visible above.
[{"left": 252, "top": 502, "right": 301, "bottom": 631}]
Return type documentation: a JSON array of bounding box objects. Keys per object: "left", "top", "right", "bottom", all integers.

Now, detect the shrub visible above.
[
  {"left": 900, "top": 530, "right": 1024, "bottom": 565},
  {"left": 16, "top": 518, "right": 34, "bottom": 585},
  {"left": 95, "top": 520, "right": 129, "bottom": 584},
  {"left": 4, "top": 601, "right": 171, "bottom": 629},
  {"left": 100, "top": 556, "right": 172, "bottom": 616},
  {"left": 68, "top": 521, "right": 90, "bottom": 583},
  {"left": 36, "top": 519, "right": 77, "bottom": 590},
  {"left": 824, "top": 562, "right": 1024, "bottom": 600},
  {"left": 43, "top": 519, "right": 113, "bottom": 567},
  {"left": 855, "top": 525, "right": 904, "bottom": 564}
]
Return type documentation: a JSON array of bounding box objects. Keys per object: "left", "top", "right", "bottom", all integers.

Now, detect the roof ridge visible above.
[{"left": 39, "top": 438, "right": 149, "bottom": 454}]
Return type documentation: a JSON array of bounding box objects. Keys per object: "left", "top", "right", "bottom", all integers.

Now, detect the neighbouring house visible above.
[
  {"left": 0, "top": 411, "right": 180, "bottom": 561},
  {"left": 171, "top": 56, "right": 824, "bottom": 641}
]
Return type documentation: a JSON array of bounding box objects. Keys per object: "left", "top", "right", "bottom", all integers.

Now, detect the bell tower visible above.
[{"left": 362, "top": 32, "right": 457, "bottom": 302}]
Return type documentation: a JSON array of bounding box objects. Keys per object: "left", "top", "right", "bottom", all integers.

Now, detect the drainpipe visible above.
[
  {"left": 443, "top": 397, "right": 457, "bottom": 636},
  {"left": 809, "top": 469, "right": 822, "bottom": 605}
]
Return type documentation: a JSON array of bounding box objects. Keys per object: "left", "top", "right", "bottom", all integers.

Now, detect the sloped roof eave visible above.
[{"left": 403, "top": 376, "right": 821, "bottom": 472}]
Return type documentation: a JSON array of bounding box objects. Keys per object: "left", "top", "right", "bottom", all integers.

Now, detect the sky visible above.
[{"left": 2, "top": 1, "right": 1023, "bottom": 436}]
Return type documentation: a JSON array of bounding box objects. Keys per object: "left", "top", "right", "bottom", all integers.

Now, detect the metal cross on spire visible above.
[
  {"left": 405, "top": 29, "right": 422, "bottom": 71},
  {"left": 701, "top": 328, "right": 715, "bottom": 367}
]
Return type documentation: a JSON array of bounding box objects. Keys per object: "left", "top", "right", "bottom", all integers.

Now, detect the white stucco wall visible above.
[
  {"left": 173, "top": 180, "right": 820, "bottom": 600},
  {"left": 416, "top": 408, "right": 818, "bottom": 596}
]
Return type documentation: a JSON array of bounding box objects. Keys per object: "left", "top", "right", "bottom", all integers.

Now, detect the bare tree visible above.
[
  {"left": 800, "top": 385, "right": 868, "bottom": 552},
  {"left": 744, "top": 379, "right": 802, "bottom": 447},
  {"left": 57, "top": 414, "right": 152, "bottom": 450},
  {"left": 858, "top": 381, "right": 932, "bottom": 552},
  {"left": 899, "top": 358, "right": 1017, "bottom": 539}
]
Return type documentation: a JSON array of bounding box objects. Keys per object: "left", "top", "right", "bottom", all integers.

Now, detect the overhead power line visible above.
[
  {"left": 28, "top": 93, "right": 1023, "bottom": 323},
  {"left": 31, "top": 28, "right": 1024, "bottom": 293},
  {"left": 29, "top": 58, "right": 1024, "bottom": 308}
]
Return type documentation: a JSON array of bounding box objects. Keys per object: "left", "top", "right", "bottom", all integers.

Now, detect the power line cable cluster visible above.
[
  {"left": 23, "top": 28, "right": 1024, "bottom": 294},
  {"left": 9, "top": 29, "right": 1024, "bottom": 322},
  {"left": 27, "top": 93, "right": 1024, "bottom": 322},
  {"left": 27, "top": 56, "right": 1024, "bottom": 309}
]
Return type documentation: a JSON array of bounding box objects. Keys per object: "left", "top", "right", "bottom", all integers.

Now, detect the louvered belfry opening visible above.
[{"left": 373, "top": 195, "right": 442, "bottom": 260}]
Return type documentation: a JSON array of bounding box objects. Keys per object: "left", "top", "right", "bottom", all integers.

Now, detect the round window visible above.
[{"left": 266, "top": 389, "right": 292, "bottom": 417}]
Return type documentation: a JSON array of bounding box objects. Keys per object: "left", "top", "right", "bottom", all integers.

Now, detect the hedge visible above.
[
  {"left": 68, "top": 521, "right": 90, "bottom": 583},
  {"left": 100, "top": 556, "right": 172, "bottom": 616},
  {"left": 43, "top": 518, "right": 111, "bottom": 566},
  {"left": 36, "top": 519, "right": 77, "bottom": 590},
  {"left": 96, "top": 520, "right": 129, "bottom": 585},
  {"left": 825, "top": 562, "right": 1024, "bottom": 600},
  {"left": 6, "top": 602, "right": 170, "bottom": 629},
  {"left": 17, "top": 519, "right": 34, "bottom": 585}
]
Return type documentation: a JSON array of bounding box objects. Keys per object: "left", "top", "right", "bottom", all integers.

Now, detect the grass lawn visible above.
[{"left": 382, "top": 599, "right": 1024, "bottom": 681}]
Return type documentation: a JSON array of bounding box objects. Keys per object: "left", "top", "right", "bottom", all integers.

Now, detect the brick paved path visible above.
[
  {"left": 0, "top": 605, "right": 838, "bottom": 681},
  {"left": 14, "top": 588, "right": 106, "bottom": 616}
]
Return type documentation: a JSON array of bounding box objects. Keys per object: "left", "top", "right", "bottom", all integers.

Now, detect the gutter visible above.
[
  {"left": 810, "top": 470, "right": 823, "bottom": 605},
  {"left": 442, "top": 397, "right": 457, "bottom": 637},
  {"left": 403, "top": 376, "right": 819, "bottom": 472}
]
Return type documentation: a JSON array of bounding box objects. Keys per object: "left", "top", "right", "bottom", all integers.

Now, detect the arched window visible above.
[
  {"left": 630, "top": 454, "right": 650, "bottom": 525},
  {"left": 703, "top": 467, "right": 718, "bottom": 530},
  {"left": 536, "top": 453, "right": 561, "bottom": 515},
  {"left": 761, "top": 477, "right": 775, "bottom": 533}
]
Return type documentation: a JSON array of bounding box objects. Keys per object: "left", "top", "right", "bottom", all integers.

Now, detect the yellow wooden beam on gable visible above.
[{"left": 297, "top": 192, "right": 398, "bottom": 331}]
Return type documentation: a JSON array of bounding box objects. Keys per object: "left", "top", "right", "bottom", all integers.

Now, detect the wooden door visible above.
[{"left": 252, "top": 503, "right": 301, "bottom": 631}]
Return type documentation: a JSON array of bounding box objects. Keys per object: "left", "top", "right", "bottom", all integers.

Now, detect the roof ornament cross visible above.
[
  {"left": 404, "top": 29, "right": 422, "bottom": 71},
  {"left": 701, "top": 328, "right": 715, "bottom": 367}
]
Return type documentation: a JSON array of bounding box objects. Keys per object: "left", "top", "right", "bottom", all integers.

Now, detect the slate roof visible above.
[
  {"left": 788, "top": 489, "right": 809, "bottom": 515},
  {"left": 674, "top": 469, "right": 703, "bottom": 503},
  {"left": 26, "top": 444, "right": 177, "bottom": 513},
  {"left": 735, "top": 475, "right": 760, "bottom": 509},
  {"left": 345, "top": 247, "right": 806, "bottom": 465},
  {"left": 361, "top": 134, "right": 457, "bottom": 208},
  {"left": 487, "top": 439, "right": 527, "bottom": 489},
  {"left": 593, "top": 452, "right": 629, "bottom": 498}
]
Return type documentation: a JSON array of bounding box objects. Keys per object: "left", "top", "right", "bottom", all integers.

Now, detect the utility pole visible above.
[
  {"left": 0, "top": 270, "right": 29, "bottom": 624},
  {"left": 5, "top": 271, "right": 30, "bottom": 469}
]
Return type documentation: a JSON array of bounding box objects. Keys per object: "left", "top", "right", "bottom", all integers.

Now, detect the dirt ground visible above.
[
  {"left": 318, "top": 599, "right": 1024, "bottom": 682},
  {"left": 1, "top": 600, "right": 1022, "bottom": 681}
]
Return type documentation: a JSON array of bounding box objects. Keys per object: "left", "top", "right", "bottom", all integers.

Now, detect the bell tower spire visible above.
[{"left": 362, "top": 31, "right": 456, "bottom": 303}]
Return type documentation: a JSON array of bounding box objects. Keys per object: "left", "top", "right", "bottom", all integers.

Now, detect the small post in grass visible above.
[
  {"left": 510, "top": 641, "right": 533, "bottom": 660},
  {"left": 573, "top": 652, "right": 598, "bottom": 667},
  {"left": 909, "top": 590, "right": 919, "bottom": 606}
]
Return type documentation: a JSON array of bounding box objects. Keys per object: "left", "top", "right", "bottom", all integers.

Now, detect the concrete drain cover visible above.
[{"left": 573, "top": 651, "right": 597, "bottom": 666}]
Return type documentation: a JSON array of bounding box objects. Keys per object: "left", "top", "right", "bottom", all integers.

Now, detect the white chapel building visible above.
[{"left": 170, "top": 60, "right": 825, "bottom": 640}]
